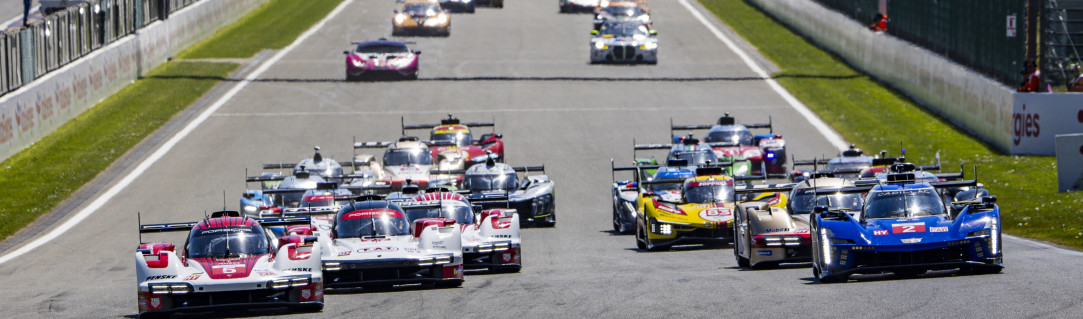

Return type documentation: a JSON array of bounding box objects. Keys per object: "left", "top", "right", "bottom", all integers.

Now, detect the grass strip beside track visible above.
[
  {"left": 179, "top": 0, "right": 343, "bottom": 59},
  {"left": 699, "top": 0, "right": 1083, "bottom": 249},
  {"left": 0, "top": 0, "right": 343, "bottom": 242},
  {"left": 0, "top": 62, "right": 237, "bottom": 240}
]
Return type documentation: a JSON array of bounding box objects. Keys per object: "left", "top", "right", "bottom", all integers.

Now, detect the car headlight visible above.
[
  {"left": 639, "top": 42, "right": 657, "bottom": 50},
  {"left": 594, "top": 41, "right": 607, "bottom": 49},
  {"left": 323, "top": 261, "right": 341, "bottom": 271},
  {"left": 394, "top": 14, "right": 406, "bottom": 24},
  {"left": 351, "top": 58, "right": 363, "bottom": 67},
  {"left": 268, "top": 275, "right": 312, "bottom": 289},
  {"left": 148, "top": 283, "right": 193, "bottom": 295},
  {"left": 639, "top": 14, "right": 650, "bottom": 22},
  {"left": 659, "top": 223, "right": 672, "bottom": 235},
  {"left": 820, "top": 228, "right": 832, "bottom": 265},
  {"left": 437, "top": 14, "right": 448, "bottom": 24}
]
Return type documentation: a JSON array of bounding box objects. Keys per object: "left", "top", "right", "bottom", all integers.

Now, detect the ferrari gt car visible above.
[
  {"left": 343, "top": 39, "right": 420, "bottom": 81},
  {"left": 136, "top": 212, "right": 323, "bottom": 317},
  {"left": 392, "top": 1, "right": 451, "bottom": 37}
]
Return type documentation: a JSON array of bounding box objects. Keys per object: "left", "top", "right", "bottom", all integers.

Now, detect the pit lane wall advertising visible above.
[
  {"left": 746, "top": 0, "right": 1024, "bottom": 153},
  {"left": 0, "top": 0, "right": 266, "bottom": 162}
]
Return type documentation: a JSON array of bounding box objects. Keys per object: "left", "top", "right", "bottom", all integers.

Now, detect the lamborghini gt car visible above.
[
  {"left": 811, "top": 165, "right": 1003, "bottom": 283},
  {"left": 318, "top": 198, "right": 464, "bottom": 289},
  {"left": 671, "top": 113, "right": 786, "bottom": 174},
  {"left": 136, "top": 212, "right": 323, "bottom": 317},
  {"left": 392, "top": 1, "right": 451, "bottom": 37},
  {"left": 343, "top": 39, "right": 420, "bottom": 81},
  {"left": 590, "top": 20, "right": 657, "bottom": 64}
]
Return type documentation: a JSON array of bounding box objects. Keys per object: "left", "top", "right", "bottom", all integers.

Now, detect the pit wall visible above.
[
  {"left": 0, "top": 0, "right": 267, "bottom": 162},
  {"left": 745, "top": 0, "right": 1083, "bottom": 155}
]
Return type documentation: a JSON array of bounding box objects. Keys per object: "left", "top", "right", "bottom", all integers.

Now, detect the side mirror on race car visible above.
[
  {"left": 981, "top": 195, "right": 997, "bottom": 204},
  {"left": 649, "top": 29, "right": 658, "bottom": 36},
  {"left": 414, "top": 50, "right": 422, "bottom": 55},
  {"left": 342, "top": 50, "right": 350, "bottom": 55},
  {"left": 591, "top": 30, "right": 599, "bottom": 35}
]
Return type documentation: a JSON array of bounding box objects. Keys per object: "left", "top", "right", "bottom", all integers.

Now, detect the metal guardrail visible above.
[{"left": 0, "top": 0, "right": 195, "bottom": 97}]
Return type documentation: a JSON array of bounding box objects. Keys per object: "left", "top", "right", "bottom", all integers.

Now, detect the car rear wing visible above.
[
  {"left": 353, "top": 141, "right": 394, "bottom": 149},
  {"left": 261, "top": 160, "right": 373, "bottom": 170},
  {"left": 735, "top": 183, "right": 797, "bottom": 194},
  {"left": 670, "top": 114, "right": 773, "bottom": 133},
  {"left": 139, "top": 213, "right": 310, "bottom": 233},
  {"left": 401, "top": 115, "right": 495, "bottom": 134}
]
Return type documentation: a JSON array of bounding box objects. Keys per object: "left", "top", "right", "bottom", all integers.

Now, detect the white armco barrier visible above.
[
  {"left": 744, "top": 0, "right": 1083, "bottom": 155},
  {"left": 1055, "top": 133, "right": 1083, "bottom": 192},
  {"left": 0, "top": 0, "right": 266, "bottom": 162}
]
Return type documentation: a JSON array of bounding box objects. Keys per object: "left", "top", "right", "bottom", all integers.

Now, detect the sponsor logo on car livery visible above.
[
  {"left": 892, "top": 222, "right": 926, "bottom": 234},
  {"left": 873, "top": 230, "right": 889, "bottom": 236},
  {"left": 930, "top": 226, "right": 948, "bottom": 232},
  {"left": 183, "top": 273, "right": 202, "bottom": 281},
  {"left": 757, "top": 250, "right": 773, "bottom": 256},
  {"left": 145, "top": 275, "right": 177, "bottom": 281}
]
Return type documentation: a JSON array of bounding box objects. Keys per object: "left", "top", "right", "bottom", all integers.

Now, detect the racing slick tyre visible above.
[
  {"left": 346, "top": 74, "right": 359, "bottom": 82},
  {"left": 736, "top": 254, "right": 750, "bottom": 268},
  {"left": 643, "top": 219, "right": 670, "bottom": 252},
  {"left": 636, "top": 222, "right": 647, "bottom": 250},
  {"left": 612, "top": 205, "right": 627, "bottom": 234}
]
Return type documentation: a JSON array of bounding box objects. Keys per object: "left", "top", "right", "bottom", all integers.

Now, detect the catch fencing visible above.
[
  {"left": 0, "top": 0, "right": 199, "bottom": 97},
  {"left": 814, "top": 0, "right": 1028, "bottom": 88}
]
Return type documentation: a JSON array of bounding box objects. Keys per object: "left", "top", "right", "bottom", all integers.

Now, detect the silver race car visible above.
[
  {"left": 462, "top": 157, "right": 555, "bottom": 227},
  {"left": 590, "top": 20, "right": 657, "bottom": 64}
]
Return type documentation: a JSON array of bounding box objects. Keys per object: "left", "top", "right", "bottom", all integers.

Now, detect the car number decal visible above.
[{"left": 891, "top": 222, "right": 926, "bottom": 234}]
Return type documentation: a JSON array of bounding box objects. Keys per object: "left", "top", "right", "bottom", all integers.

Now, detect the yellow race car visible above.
[
  {"left": 392, "top": 1, "right": 451, "bottom": 36},
  {"left": 635, "top": 167, "right": 748, "bottom": 251}
]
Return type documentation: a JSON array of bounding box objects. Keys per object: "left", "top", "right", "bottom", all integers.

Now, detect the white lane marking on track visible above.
[
  {"left": 677, "top": 0, "right": 848, "bottom": 151},
  {"left": 211, "top": 105, "right": 781, "bottom": 117},
  {"left": 1004, "top": 234, "right": 1083, "bottom": 256},
  {"left": 0, "top": 0, "right": 358, "bottom": 266}
]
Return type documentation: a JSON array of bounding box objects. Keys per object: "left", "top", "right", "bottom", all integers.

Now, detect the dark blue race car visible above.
[{"left": 810, "top": 165, "right": 1003, "bottom": 283}]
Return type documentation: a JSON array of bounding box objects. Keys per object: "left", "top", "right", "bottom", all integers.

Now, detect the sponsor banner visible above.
[
  {"left": 0, "top": 0, "right": 268, "bottom": 163},
  {"left": 1056, "top": 133, "right": 1083, "bottom": 192},
  {"left": 1011, "top": 94, "right": 1083, "bottom": 155}
]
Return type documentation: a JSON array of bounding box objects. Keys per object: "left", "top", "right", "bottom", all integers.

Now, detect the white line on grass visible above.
[
  {"left": 677, "top": 0, "right": 848, "bottom": 151},
  {"left": 0, "top": 0, "right": 358, "bottom": 266}
]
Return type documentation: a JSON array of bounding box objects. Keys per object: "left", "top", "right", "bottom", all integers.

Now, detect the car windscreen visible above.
[
  {"left": 683, "top": 181, "right": 735, "bottom": 203},
  {"left": 789, "top": 190, "right": 864, "bottom": 215},
  {"left": 275, "top": 190, "right": 307, "bottom": 208},
  {"left": 705, "top": 128, "right": 752, "bottom": 145},
  {"left": 335, "top": 209, "right": 412, "bottom": 237},
  {"left": 356, "top": 44, "right": 409, "bottom": 54},
  {"left": 648, "top": 181, "right": 682, "bottom": 193},
  {"left": 403, "top": 3, "right": 438, "bottom": 14},
  {"left": 465, "top": 173, "right": 517, "bottom": 192},
  {"left": 600, "top": 23, "right": 649, "bottom": 38},
  {"left": 384, "top": 148, "right": 433, "bottom": 166},
  {"left": 863, "top": 188, "right": 945, "bottom": 219},
  {"left": 432, "top": 131, "right": 471, "bottom": 146},
  {"left": 187, "top": 226, "right": 268, "bottom": 258},
  {"left": 603, "top": 6, "right": 643, "bottom": 17},
  {"left": 670, "top": 150, "right": 717, "bottom": 166}
]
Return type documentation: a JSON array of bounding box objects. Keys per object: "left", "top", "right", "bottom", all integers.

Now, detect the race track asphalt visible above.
[{"left": 1, "top": 0, "right": 1082, "bottom": 317}]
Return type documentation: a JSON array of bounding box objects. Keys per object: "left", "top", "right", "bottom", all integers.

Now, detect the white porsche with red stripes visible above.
[
  {"left": 135, "top": 212, "right": 324, "bottom": 317},
  {"left": 399, "top": 192, "right": 522, "bottom": 272}
]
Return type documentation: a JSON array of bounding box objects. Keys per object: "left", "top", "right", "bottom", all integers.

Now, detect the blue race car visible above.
[{"left": 810, "top": 164, "right": 1003, "bottom": 283}]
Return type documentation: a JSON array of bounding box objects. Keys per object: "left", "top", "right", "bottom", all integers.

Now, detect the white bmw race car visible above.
[
  {"left": 590, "top": 20, "right": 658, "bottom": 64},
  {"left": 135, "top": 212, "right": 323, "bottom": 317}
]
